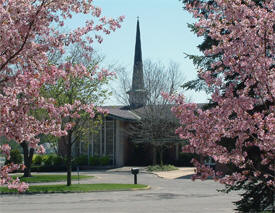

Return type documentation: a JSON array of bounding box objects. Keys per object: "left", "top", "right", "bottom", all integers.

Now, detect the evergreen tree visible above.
[{"left": 178, "top": 0, "right": 274, "bottom": 211}]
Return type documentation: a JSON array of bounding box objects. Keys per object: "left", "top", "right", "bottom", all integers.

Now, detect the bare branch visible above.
[{"left": 112, "top": 59, "right": 185, "bottom": 105}]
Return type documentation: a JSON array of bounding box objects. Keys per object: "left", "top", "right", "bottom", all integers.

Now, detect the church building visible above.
[{"left": 71, "top": 19, "right": 181, "bottom": 167}]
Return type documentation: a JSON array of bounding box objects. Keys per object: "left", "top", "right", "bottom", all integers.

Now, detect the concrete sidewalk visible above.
[
  {"left": 152, "top": 167, "right": 196, "bottom": 179},
  {"left": 106, "top": 166, "right": 196, "bottom": 179},
  {"left": 13, "top": 166, "right": 196, "bottom": 182}
]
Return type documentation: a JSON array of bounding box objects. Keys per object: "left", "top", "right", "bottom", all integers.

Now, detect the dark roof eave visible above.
[{"left": 106, "top": 114, "right": 138, "bottom": 122}]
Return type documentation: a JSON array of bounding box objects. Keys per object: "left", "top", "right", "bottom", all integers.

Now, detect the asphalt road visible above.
[{"left": 0, "top": 171, "right": 240, "bottom": 213}]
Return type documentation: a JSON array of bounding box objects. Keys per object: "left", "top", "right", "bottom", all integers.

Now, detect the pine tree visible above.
[{"left": 178, "top": 0, "right": 274, "bottom": 211}]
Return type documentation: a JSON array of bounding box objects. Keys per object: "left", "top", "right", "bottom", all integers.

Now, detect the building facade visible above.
[{"left": 67, "top": 19, "right": 182, "bottom": 167}]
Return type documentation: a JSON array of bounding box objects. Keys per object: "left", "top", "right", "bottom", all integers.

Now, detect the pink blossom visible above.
[
  {"left": 37, "top": 145, "right": 46, "bottom": 154},
  {"left": 96, "top": 107, "right": 109, "bottom": 115},
  {"left": 170, "top": 0, "right": 275, "bottom": 190},
  {"left": 0, "top": 0, "right": 124, "bottom": 191}
]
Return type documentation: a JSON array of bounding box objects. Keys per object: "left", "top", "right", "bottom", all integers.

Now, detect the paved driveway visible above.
[{"left": 0, "top": 170, "right": 239, "bottom": 213}]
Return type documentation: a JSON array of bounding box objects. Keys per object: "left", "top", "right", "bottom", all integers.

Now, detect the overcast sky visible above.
[{"left": 67, "top": 0, "right": 210, "bottom": 105}]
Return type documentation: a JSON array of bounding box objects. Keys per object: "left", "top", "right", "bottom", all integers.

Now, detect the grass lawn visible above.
[
  {"left": 12, "top": 174, "right": 93, "bottom": 183},
  {"left": 0, "top": 184, "right": 149, "bottom": 194}
]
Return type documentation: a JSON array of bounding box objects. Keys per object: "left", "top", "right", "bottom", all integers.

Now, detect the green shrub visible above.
[
  {"left": 5, "top": 149, "right": 22, "bottom": 165},
  {"left": 89, "top": 156, "right": 100, "bottom": 166},
  {"left": 99, "top": 156, "right": 110, "bottom": 166},
  {"left": 33, "top": 154, "right": 43, "bottom": 165},
  {"left": 31, "top": 164, "right": 66, "bottom": 172},
  {"left": 88, "top": 156, "right": 111, "bottom": 166},
  {"left": 75, "top": 155, "right": 88, "bottom": 166},
  {"left": 52, "top": 155, "right": 64, "bottom": 166},
  {"left": 42, "top": 155, "right": 54, "bottom": 166},
  {"left": 31, "top": 155, "right": 66, "bottom": 172}
]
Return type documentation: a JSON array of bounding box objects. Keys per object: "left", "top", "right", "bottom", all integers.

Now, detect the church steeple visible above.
[
  {"left": 128, "top": 18, "right": 147, "bottom": 109},
  {"left": 133, "top": 18, "right": 142, "bottom": 78}
]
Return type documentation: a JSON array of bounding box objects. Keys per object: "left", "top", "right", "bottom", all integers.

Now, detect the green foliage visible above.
[
  {"left": 31, "top": 154, "right": 66, "bottom": 172},
  {"left": 32, "top": 154, "right": 43, "bottom": 165},
  {"left": 5, "top": 149, "right": 22, "bottom": 165},
  {"left": 99, "top": 156, "right": 110, "bottom": 166},
  {"left": 40, "top": 46, "right": 113, "bottom": 187},
  {"left": 220, "top": 178, "right": 274, "bottom": 213},
  {"left": 33, "top": 154, "right": 64, "bottom": 166},
  {"left": 147, "top": 164, "right": 178, "bottom": 172},
  {"left": 31, "top": 154, "right": 111, "bottom": 171},
  {"left": 31, "top": 164, "right": 66, "bottom": 172},
  {"left": 52, "top": 155, "right": 64, "bottom": 166},
  {"left": 89, "top": 156, "right": 100, "bottom": 166},
  {"left": 74, "top": 155, "right": 111, "bottom": 166},
  {"left": 74, "top": 155, "right": 88, "bottom": 166},
  {"left": 42, "top": 155, "right": 55, "bottom": 166}
]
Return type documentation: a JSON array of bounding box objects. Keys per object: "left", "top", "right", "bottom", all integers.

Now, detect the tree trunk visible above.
[
  {"left": 152, "top": 146, "right": 157, "bottom": 165},
  {"left": 58, "top": 136, "right": 67, "bottom": 158},
  {"left": 159, "top": 146, "right": 163, "bottom": 166},
  {"left": 20, "top": 141, "right": 34, "bottom": 177},
  {"left": 66, "top": 131, "right": 72, "bottom": 186}
]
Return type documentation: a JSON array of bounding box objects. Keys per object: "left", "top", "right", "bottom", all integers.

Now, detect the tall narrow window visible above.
[
  {"left": 89, "top": 118, "right": 116, "bottom": 164},
  {"left": 93, "top": 128, "right": 100, "bottom": 156},
  {"left": 106, "top": 120, "right": 114, "bottom": 156}
]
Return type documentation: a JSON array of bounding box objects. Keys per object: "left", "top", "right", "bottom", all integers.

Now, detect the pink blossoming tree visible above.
[
  {"left": 172, "top": 0, "right": 274, "bottom": 211},
  {"left": 0, "top": 0, "right": 124, "bottom": 191}
]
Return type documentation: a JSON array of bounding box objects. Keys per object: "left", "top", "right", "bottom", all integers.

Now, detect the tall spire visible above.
[
  {"left": 127, "top": 18, "right": 147, "bottom": 109},
  {"left": 133, "top": 18, "right": 142, "bottom": 75}
]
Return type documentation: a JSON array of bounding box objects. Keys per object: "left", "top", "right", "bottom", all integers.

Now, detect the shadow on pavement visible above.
[
  {"left": 176, "top": 174, "right": 214, "bottom": 180},
  {"left": 176, "top": 174, "right": 193, "bottom": 179}
]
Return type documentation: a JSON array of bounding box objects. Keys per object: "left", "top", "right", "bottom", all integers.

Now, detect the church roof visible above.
[
  {"left": 104, "top": 103, "right": 207, "bottom": 121},
  {"left": 103, "top": 106, "right": 141, "bottom": 121}
]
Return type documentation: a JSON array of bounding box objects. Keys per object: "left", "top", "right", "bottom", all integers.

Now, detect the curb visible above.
[{"left": 0, "top": 185, "right": 151, "bottom": 195}]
